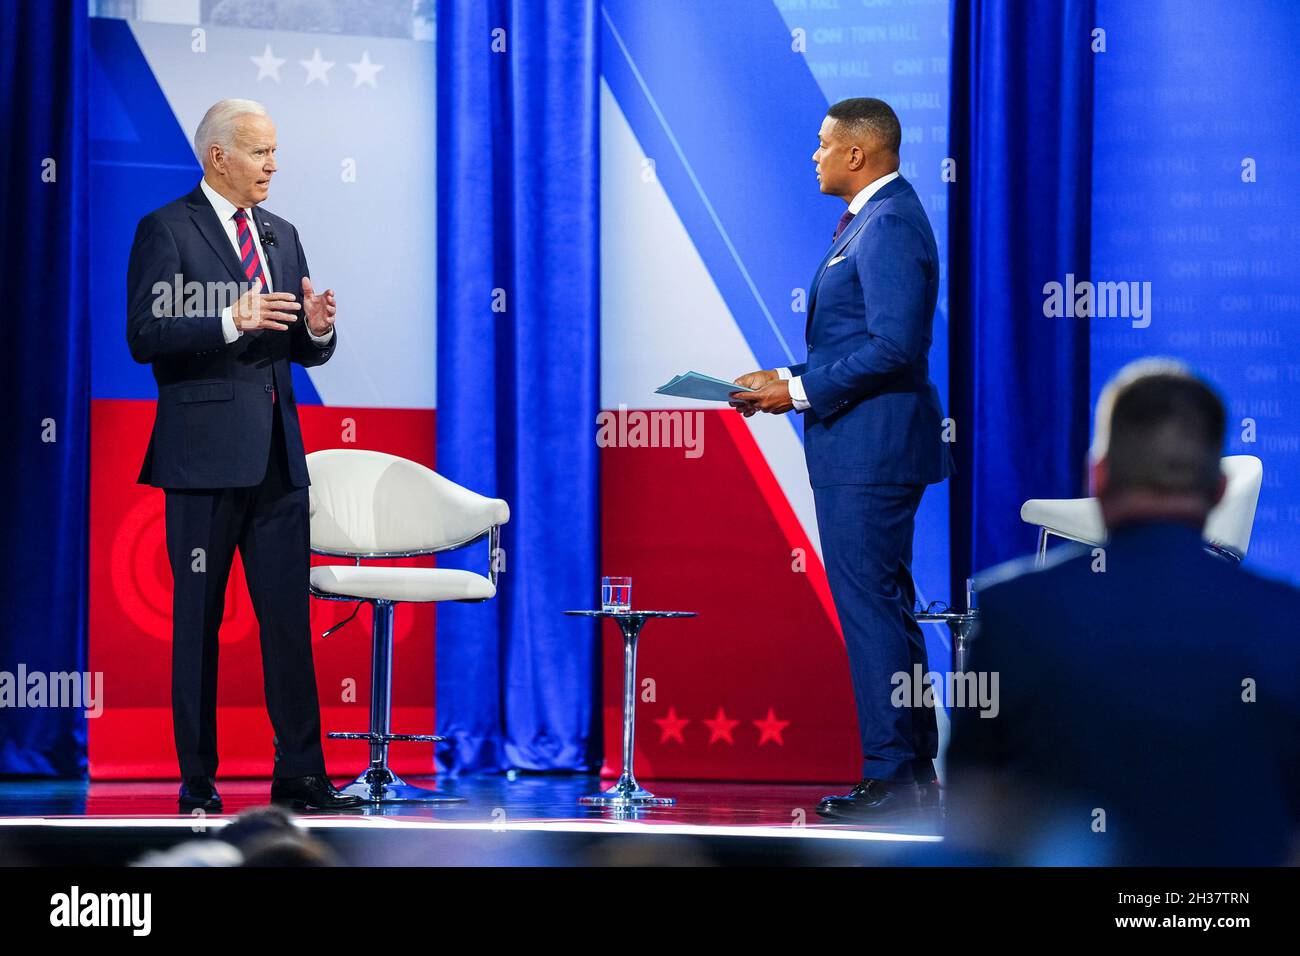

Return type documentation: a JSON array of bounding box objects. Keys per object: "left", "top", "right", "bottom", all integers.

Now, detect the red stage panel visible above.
[
  {"left": 88, "top": 399, "right": 439, "bottom": 780},
  {"left": 599, "top": 410, "right": 861, "bottom": 783},
  {"left": 92, "top": 401, "right": 862, "bottom": 783}
]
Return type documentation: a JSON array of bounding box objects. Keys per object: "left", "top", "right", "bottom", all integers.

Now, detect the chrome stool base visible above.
[
  {"left": 338, "top": 766, "right": 466, "bottom": 804},
  {"left": 321, "top": 602, "right": 462, "bottom": 804},
  {"left": 579, "top": 781, "right": 674, "bottom": 808}
]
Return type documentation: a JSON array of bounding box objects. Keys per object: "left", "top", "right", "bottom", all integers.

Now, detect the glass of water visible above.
[{"left": 601, "top": 576, "right": 632, "bottom": 612}]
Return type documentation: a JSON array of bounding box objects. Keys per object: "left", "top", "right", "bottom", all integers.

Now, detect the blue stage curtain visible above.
[
  {"left": 435, "top": 0, "right": 601, "bottom": 773},
  {"left": 0, "top": 1, "right": 90, "bottom": 776},
  {"left": 948, "top": 0, "right": 1095, "bottom": 590}
]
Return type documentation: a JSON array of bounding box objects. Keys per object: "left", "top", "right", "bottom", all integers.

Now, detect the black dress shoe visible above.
[
  {"left": 178, "top": 776, "right": 222, "bottom": 812},
  {"left": 270, "top": 775, "right": 365, "bottom": 812},
  {"left": 815, "top": 779, "right": 919, "bottom": 822}
]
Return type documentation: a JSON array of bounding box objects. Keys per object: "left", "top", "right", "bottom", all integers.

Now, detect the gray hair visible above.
[{"left": 194, "top": 98, "right": 268, "bottom": 163}]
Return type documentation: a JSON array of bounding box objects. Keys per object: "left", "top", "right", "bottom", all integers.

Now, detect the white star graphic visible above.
[
  {"left": 347, "top": 50, "right": 384, "bottom": 89},
  {"left": 250, "top": 44, "right": 286, "bottom": 82},
  {"left": 300, "top": 48, "right": 335, "bottom": 86}
]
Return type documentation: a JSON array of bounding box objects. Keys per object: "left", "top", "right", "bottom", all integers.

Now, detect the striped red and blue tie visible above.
[
  {"left": 232, "top": 208, "right": 268, "bottom": 292},
  {"left": 233, "top": 208, "right": 276, "bottom": 403}
]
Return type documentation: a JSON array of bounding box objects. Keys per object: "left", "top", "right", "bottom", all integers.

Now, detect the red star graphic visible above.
[
  {"left": 753, "top": 708, "right": 790, "bottom": 746},
  {"left": 654, "top": 706, "right": 689, "bottom": 744},
  {"left": 703, "top": 706, "right": 741, "bottom": 745}
]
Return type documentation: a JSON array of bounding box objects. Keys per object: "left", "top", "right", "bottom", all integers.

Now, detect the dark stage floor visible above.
[{"left": 0, "top": 775, "right": 945, "bottom": 866}]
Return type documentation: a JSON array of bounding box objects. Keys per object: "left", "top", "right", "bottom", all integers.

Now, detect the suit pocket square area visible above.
[{"left": 827, "top": 255, "right": 847, "bottom": 266}]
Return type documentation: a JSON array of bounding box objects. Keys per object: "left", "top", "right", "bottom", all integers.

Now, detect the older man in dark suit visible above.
[{"left": 127, "top": 98, "right": 360, "bottom": 812}]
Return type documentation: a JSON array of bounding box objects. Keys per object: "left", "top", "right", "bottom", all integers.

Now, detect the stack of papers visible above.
[{"left": 654, "top": 371, "right": 750, "bottom": 402}]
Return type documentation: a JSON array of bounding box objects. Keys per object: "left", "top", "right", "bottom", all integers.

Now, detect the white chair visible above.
[
  {"left": 1020, "top": 455, "right": 1262, "bottom": 564},
  {"left": 307, "top": 449, "right": 510, "bottom": 803}
]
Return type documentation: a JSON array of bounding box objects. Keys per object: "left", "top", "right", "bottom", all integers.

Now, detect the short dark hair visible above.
[
  {"left": 239, "top": 832, "right": 339, "bottom": 867},
  {"left": 827, "top": 97, "right": 902, "bottom": 154},
  {"left": 1105, "top": 373, "right": 1225, "bottom": 499}
]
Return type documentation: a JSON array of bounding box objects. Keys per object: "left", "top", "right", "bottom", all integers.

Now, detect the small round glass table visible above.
[{"left": 565, "top": 610, "right": 696, "bottom": 808}]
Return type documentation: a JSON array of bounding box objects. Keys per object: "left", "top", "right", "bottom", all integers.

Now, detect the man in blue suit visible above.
[
  {"left": 732, "top": 98, "right": 954, "bottom": 820},
  {"left": 127, "top": 99, "right": 360, "bottom": 812},
  {"left": 947, "top": 364, "right": 1300, "bottom": 864}
]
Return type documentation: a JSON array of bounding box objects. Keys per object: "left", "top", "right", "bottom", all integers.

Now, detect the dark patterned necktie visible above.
[{"left": 832, "top": 208, "right": 856, "bottom": 242}]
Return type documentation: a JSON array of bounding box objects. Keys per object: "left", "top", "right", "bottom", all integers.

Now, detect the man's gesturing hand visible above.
[
  {"left": 302, "top": 276, "right": 337, "bottom": 337},
  {"left": 232, "top": 289, "right": 301, "bottom": 332},
  {"left": 729, "top": 369, "right": 793, "bottom": 417}
]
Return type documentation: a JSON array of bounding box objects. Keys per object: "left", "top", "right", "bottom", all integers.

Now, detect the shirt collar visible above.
[
  {"left": 847, "top": 170, "right": 900, "bottom": 215},
  {"left": 200, "top": 177, "right": 248, "bottom": 225}
]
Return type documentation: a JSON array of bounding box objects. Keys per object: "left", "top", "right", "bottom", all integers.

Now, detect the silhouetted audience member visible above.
[
  {"left": 217, "top": 804, "right": 298, "bottom": 851},
  {"left": 238, "top": 831, "right": 339, "bottom": 867},
  {"left": 947, "top": 359, "right": 1300, "bottom": 864},
  {"left": 132, "top": 840, "right": 242, "bottom": 867},
  {"left": 130, "top": 804, "right": 338, "bottom": 866}
]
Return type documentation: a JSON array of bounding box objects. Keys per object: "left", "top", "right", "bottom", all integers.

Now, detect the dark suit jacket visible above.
[
  {"left": 788, "top": 176, "right": 953, "bottom": 488},
  {"left": 949, "top": 522, "right": 1300, "bottom": 865},
  {"left": 126, "top": 185, "right": 336, "bottom": 489}
]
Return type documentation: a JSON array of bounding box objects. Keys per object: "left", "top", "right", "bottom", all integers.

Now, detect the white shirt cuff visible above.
[
  {"left": 307, "top": 326, "right": 335, "bottom": 346},
  {"left": 221, "top": 306, "right": 241, "bottom": 344},
  {"left": 788, "top": 374, "right": 810, "bottom": 411},
  {"left": 776, "top": 367, "right": 791, "bottom": 380}
]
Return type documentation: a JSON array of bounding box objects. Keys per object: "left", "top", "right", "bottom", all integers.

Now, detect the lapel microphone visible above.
[{"left": 261, "top": 227, "right": 278, "bottom": 248}]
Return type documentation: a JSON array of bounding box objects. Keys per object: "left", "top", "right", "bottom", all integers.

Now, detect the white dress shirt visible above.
[
  {"left": 782, "top": 170, "right": 901, "bottom": 411},
  {"left": 199, "top": 178, "right": 334, "bottom": 346}
]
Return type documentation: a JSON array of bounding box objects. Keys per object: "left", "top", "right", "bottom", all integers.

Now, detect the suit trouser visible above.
[
  {"left": 813, "top": 482, "right": 938, "bottom": 783},
  {"left": 164, "top": 411, "right": 326, "bottom": 780}
]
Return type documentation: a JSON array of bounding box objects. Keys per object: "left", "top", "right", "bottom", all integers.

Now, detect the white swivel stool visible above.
[
  {"left": 307, "top": 449, "right": 510, "bottom": 803},
  {"left": 1020, "top": 454, "right": 1263, "bottom": 565}
]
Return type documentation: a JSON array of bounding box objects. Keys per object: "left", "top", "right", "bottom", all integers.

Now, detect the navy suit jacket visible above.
[
  {"left": 126, "top": 185, "right": 335, "bottom": 490},
  {"left": 789, "top": 176, "right": 953, "bottom": 488},
  {"left": 949, "top": 522, "right": 1300, "bottom": 865}
]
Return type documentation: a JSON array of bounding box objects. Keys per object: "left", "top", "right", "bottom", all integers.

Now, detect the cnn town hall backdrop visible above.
[{"left": 88, "top": 1, "right": 1300, "bottom": 781}]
